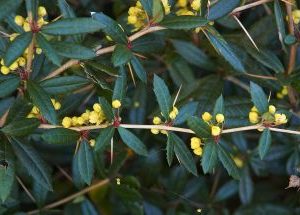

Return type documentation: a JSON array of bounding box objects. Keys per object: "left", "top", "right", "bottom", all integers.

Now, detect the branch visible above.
[{"left": 231, "top": 0, "right": 273, "bottom": 14}]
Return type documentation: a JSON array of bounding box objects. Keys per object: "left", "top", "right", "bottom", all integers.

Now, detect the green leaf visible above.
[
  {"left": 41, "top": 18, "right": 102, "bottom": 35},
  {"left": 152, "top": 0, "right": 164, "bottom": 23},
  {"left": 118, "top": 127, "right": 148, "bottom": 156},
  {"left": 131, "top": 56, "right": 147, "bottom": 83},
  {"left": 274, "top": 0, "right": 286, "bottom": 48},
  {"left": 202, "top": 141, "right": 218, "bottom": 173},
  {"left": 98, "top": 97, "right": 114, "bottom": 121},
  {"left": 160, "top": 16, "right": 208, "bottom": 30},
  {"left": 58, "top": 0, "right": 76, "bottom": 18},
  {"left": 42, "top": 128, "right": 80, "bottom": 144},
  {"left": 1, "top": 118, "right": 40, "bottom": 136},
  {"left": 215, "top": 180, "right": 238, "bottom": 201},
  {"left": 112, "top": 44, "right": 133, "bottom": 67},
  {"left": 140, "top": 0, "right": 152, "bottom": 16},
  {"left": 77, "top": 140, "right": 94, "bottom": 185},
  {"left": 27, "top": 80, "right": 58, "bottom": 125},
  {"left": 112, "top": 67, "right": 127, "bottom": 102},
  {"left": 174, "top": 102, "right": 198, "bottom": 125},
  {"left": 5, "top": 98, "right": 32, "bottom": 125},
  {"left": 187, "top": 116, "right": 211, "bottom": 138},
  {"left": 25, "top": 0, "right": 38, "bottom": 20},
  {"left": 40, "top": 76, "right": 89, "bottom": 95},
  {"left": 11, "top": 138, "right": 53, "bottom": 190},
  {"left": 50, "top": 42, "right": 96, "bottom": 60},
  {"left": 213, "top": 94, "right": 224, "bottom": 115},
  {"left": 91, "top": 12, "right": 127, "bottom": 44},
  {"left": 250, "top": 81, "right": 268, "bottom": 113},
  {"left": 258, "top": 128, "right": 272, "bottom": 159},
  {"left": 95, "top": 127, "right": 115, "bottom": 151},
  {"left": 36, "top": 33, "right": 61, "bottom": 66},
  {"left": 239, "top": 167, "right": 253, "bottom": 204},
  {"left": 207, "top": 0, "right": 240, "bottom": 20},
  {"left": 171, "top": 133, "right": 198, "bottom": 176},
  {"left": 85, "top": 61, "right": 118, "bottom": 76},
  {"left": 0, "top": 0, "right": 22, "bottom": 21},
  {"left": 4, "top": 32, "right": 33, "bottom": 66},
  {"left": 166, "top": 133, "right": 174, "bottom": 166},
  {"left": 217, "top": 144, "right": 240, "bottom": 179},
  {"left": 153, "top": 75, "right": 171, "bottom": 119},
  {"left": 205, "top": 29, "right": 245, "bottom": 73},
  {"left": 0, "top": 76, "right": 20, "bottom": 98}
]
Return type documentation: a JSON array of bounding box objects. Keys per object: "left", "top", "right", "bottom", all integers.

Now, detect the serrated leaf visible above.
[
  {"left": 41, "top": 18, "right": 102, "bottom": 35},
  {"left": 187, "top": 116, "right": 211, "bottom": 138},
  {"left": 27, "top": 80, "right": 58, "bottom": 125},
  {"left": 161, "top": 16, "right": 208, "bottom": 29},
  {"left": 250, "top": 81, "right": 268, "bottom": 113},
  {"left": 217, "top": 144, "right": 240, "bottom": 179},
  {"left": 98, "top": 97, "right": 114, "bottom": 121},
  {"left": 95, "top": 127, "right": 115, "bottom": 151},
  {"left": 4, "top": 32, "right": 33, "bottom": 66},
  {"left": 50, "top": 42, "right": 96, "bottom": 60},
  {"left": 1, "top": 118, "right": 40, "bottom": 136},
  {"left": 258, "top": 128, "right": 272, "bottom": 159},
  {"left": 78, "top": 140, "right": 94, "bottom": 185},
  {"left": 205, "top": 29, "right": 245, "bottom": 73},
  {"left": 118, "top": 127, "right": 148, "bottom": 156},
  {"left": 0, "top": 0, "right": 22, "bottom": 21},
  {"left": 153, "top": 75, "right": 171, "bottom": 119},
  {"left": 202, "top": 141, "right": 218, "bottom": 173},
  {"left": 213, "top": 94, "right": 224, "bottom": 115},
  {"left": 5, "top": 98, "right": 32, "bottom": 125},
  {"left": 112, "top": 67, "right": 127, "bottom": 102},
  {"left": 0, "top": 76, "right": 20, "bottom": 98},
  {"left": 174, "top": 102, "right": 198, "bottom": 125},
  {"left": 85, "top": 61, "right": 118, "bottom": 76},
  {"left": 112, "top": 44, "right": 133, "bottom": 67},
  {"left": 172, "top": 133, "right": 197, "bottom": 176},
  {"left": 207, "top": 0, "right": 240, "bottom": 20},
  {"left": 166, "top": 133, "right": 174, "bottom": 166},
  {"left": 36, "top": 33, "right": 61, "bottom": 66},
  {"left": 131, "top": 56, "right": 147, "bottom": 83},
  {"left": 42, "top": 128, "right": 80, "bottom": 144},
  {"left": 11, "top": 138, "right": 53, "bottom": 190}
]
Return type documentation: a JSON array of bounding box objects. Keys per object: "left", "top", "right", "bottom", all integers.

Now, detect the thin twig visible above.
[
  {"left": 225, "top": 76, "right": 250, "bottom": 92},
  {"left": 231, "top": 0, "right": 273, "bottom": 14},
  {"left": 16, "top": 176, "right": 36, "bottom": 203},
  {"left": 56, "top": 166, "right": 73, "bottom": 182},
  {"left": 269, "top": 127, "right": 300, "bottom": 135},
  {"left": 246, "top": 72, "right": 278, "bottom": 80}
]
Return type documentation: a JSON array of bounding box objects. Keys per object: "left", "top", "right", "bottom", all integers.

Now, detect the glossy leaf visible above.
[
  {"left": 0, "top": 76, "right": 20, "bottom": 98},
  {"left": 187, "top": 116, "right": 211, "bottom": 138},
  {"left": 36, "top": 33, "right": 61, "bottom": 66},
  {"left": 0, "top": 0, "right": 22, "bottom": 21},
  {"left": 78, "top": 140, "right": 94, "bottom": 185},
  {"left": 166, "top": 133, "right": 175, "bottom": 166},
  {"left": 161, "top": 16, "right": 208, "bottom": 29},
  {"left": 207, "top": 0, "right": 240, "bottom": 20},
  {"left": 153, "top": 75, "right": 171, "bottom": 119},
  {"left": 258, "top": 128, "right": 272, "bottom": 159},
  {"left": 50, "top": 42, "right": 96, "bottom": 60},
  {"left": 213, "top": 94, "right": 224, "bottom": 115},
  {"left": 95, "top": 127, "right": 115, "bottom": 151},
  {"left": 250, "top": 81, "right": 268, "bottom": 113},
  {"left": 202, "top": 141, "right": 218, "bottom": 173},
  {"left": 112, "top": 44, "right": 133, "bottom": 67},
  {"left": 1, "top": 118, "right": 40, "bottom": 136},
  {"left": 217, "top": 144, "right": 240, "bottom": 179},
  {"left": 131, "top": 56, "right": 147, "bottom": 83},
  {"left": 42, "top": 128, "right": 80, "bottom": 144}
]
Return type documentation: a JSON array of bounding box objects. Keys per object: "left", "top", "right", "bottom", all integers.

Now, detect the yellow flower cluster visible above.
[
  {"left": 112, "top": 100, "right": 121, "bottom": 109},
  {"left": 291, "top": 10, "right": 300, "bottom": 24},
  {"left": 190, "top": 137, "right": 203, "bottom": 156},
  {"left": 276, "top": 86, "right": 288, "bottom": 99},
  {"left": 176, "top": 0, "right": 201, "bottom": 16},
  {"left": 202, "top": 112, "right": 224, "bottom": 136},
  {"left": 151, "top": 106, "right": 179, "bottom": 135},
  {"left": 249, "top": 105, "right": 288, "bottom": 126},
  {"left": 27, "top": 99, "right": 61, "bottom": 119},
  {"left": 62, "top": 103, "right": 106, "bottom": 128}
]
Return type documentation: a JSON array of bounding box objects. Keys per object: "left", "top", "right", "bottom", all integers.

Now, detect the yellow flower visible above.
[
  {"left": 202, "top": 112, "right": 212, "bottom": 122},
  {"left": 233, "top": 157, "right": 243, "bottom": 168},
  {"left": 211, "top": 126, "right": 221, "bottom": 136},
  {"left": 161, "top": 0, "right": 171, "bottom": 14},
  {"left": 282, "top": 86, "right": 288, "bottom": 95},
  {"left": 268, "top": 105, "right": 276, "bottom": 114},
  {"left": 249, "top": 111, "right": 259, "bottom": 124},
  {"left": 193, "top": 147, "right": 203, "bottom": 156},
  {"left": 31, "top": 106, "right": 40, "bottom": 114},
  {"left": 27, "top": 113, "right": 36, "bottom": 118},
  {"left": 112, "top": 100, "right": 121, "bottom": 109},
  {"left": 190, "top": 137, "right": 201, "bottom": 149},
  {"left": 153, "top": 116, "right": 161, "bottom": 125},
  {"left": 89, "top": 139, "right": 96, "bottom": 147},
  {"left": 251, "top": 106, "right": 258, "bottom": 112},
  {"left": 216, "top": 113, "right": 225, "bottom": 123},
  {"left": 62, "top": 117, "right": 72, "bottom": 128},
  {"left": 274, "top": 113, "right": 288, "bottom": 125},
  {"left": 276, "top": 92, "right": 284, "bottom": 99},
  {"left": 38, "top": 6, "right": 47, "bottom": 17},
  {"left": 54, "top": 102, "right": 61, "bottom": 110},
  {"left": 169, "top": 110, "right": 177, "bottom": 120},
  {"left": 151, "top": 128, "right": 160, "bottom": 135},
  {"left": 81, "top": 111, "right": 90, "bottom": 121},
  {"left": 23, "top": 22, "right": 31, "bottom": 32},
  {"left": 36, "top": 48, "right": 42, "bottom": 55},
  {"left": 0, "top": 66, "right": 10, "bottom": 75},
  {"left": 18, "top": 57, "right": 26, "bottom": 67},
  {"left": 177, "top": 0, "right": 188, "bottom": 7},
  {"left": 160, "top": 130, "right": 168, "bottom": 135},
  {"left": 191, "top": 0, "right": 201, "bottom": 11},
  {"left": 93, "top": 103, "right": 102, "bottom": 112},
  {"left": 89, "top": 111, "right": 100, "bottom": 124},
  {"left": 128, "top": 15, "right": 138, "bottom": 24},
  {"left": 71, "top": 116, "right": 78, "bottom": 126},
  {"left": 77, "top": 117, "right": 84, "bottom": 125},
  {"left": 9, "top": 62, "right": 18, "bottom": 71},
  {"left": 14, "top": 15, "right": 25, "bottom": 26}
]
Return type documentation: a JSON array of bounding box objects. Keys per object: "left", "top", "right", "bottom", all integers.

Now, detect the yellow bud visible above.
[
  {"left": 128, "top": 7, "right": 139, "bottom": 15},
  {"left": 27, "top": 113, "right": 36, "bottom": 118},
  {"left": 54, "top": 102, "right": 61, "bottom": 110},
  {"left": 62, "top": 117, "right": 72, "bottom": 128},
  {"left": 249, "top": 111, "right": 259, "bottom": 124},
  {"left": 136, "top": 1, "right": 142, "bottom": 8},
  {"left": 161, "top": 0, "right": 171, "bottom": 14},
  {"left": 93, "top": 103, "right": 102, "bottom": 112},
  {"left": 14, "top": 15, "right": 25, "bottom": 26},
  {"left": 177, "top": 0, "right": 188, "bottom": 7},
  {"left": 275, "top": 113, "right": 288, "bottom": 125},
  {"left": 71, "top": 116, "right": 78, "bottom": 126},
  {"left": 0, "top": 66, "right": 10, "bottom": 75},
  {"left": 31, "top": 106, "right": 40, "bottom": 114},
  {"left": 276, "top": 92, "right": 284, "bottom": 99},
  {"left": 37, "top": 17, "right": 45, "bottom": 28},
  {"left": 268, "top": 105, "right": 276, "bottom": 114},
  {"left": 153, "top": 116, "right": 161, "bottom": 125},
  {"left": 36, "top": 48, "right": 42, "bottom": 55},
  {"left": 9, "top": 62, "right": 18, "bottom": 71},
  {"left": 77, "top": 117, "right": 85, "bottom": 125},
  {"left": 89, "top": 139, "right": 96, "bottom": 147},
  {"left": 191, "top": 0, "right": 201, "bottom": 11},
  {"left": 172, "top": 106, "right": 179, "bottom": 115},
  {"left": 128, "top": 15, "right": 138, "bottom": 24},
  {"left": 23, "top": 22, "right": 31, "bottom": 32},
  {"left": 211, "top": 126, "right": 221, "bottom": 136},
  {"left": 89, "top": 111, "right": 100, "bottom": 124},
  {"left": 160, "top": 130, "right": 168, "bottom": 135},
  {"left": 0, "top": 59, "right": 4, "bottom": 65},
  {"left": 81, "top": 112, "right": 90, "bottom": 121},
  {"left": 18, "top": 57, "right": 26, "bottom": 67},
  {"left": 233, "top": 157, "right": 243, "bottom": 168},
  {"left": 215, "top": 113, "right": 225, "bottom": 123},
  {"left": 202, "top": 112, "right": 212, "bottom": 122},
  {"left": 193, "top": 147, "right": 203, "bottom": 156},
  {"left": 38, "top": 6, "right": 47, "bottom": 17},
  {"left": 169, "top": 110, "right": 177, "bottom": 120},
  {"left": 190, "top": 137, "right": 201, "bottom": 149},
  {"left": 151, "top": 128, "right": 160, "bottom": 135},
  {"left": 106, "top": 35, "right": 112, "bottom": 41},
  {"left": 251, "top": 106, "right": 258, "bottom": 112},
  {"left": 51, "top": 99, "right": 56, "bottom": 106},
  {"left": 9, "top": 33, "right": 19, "bottom": 42},
  {"left": 282, "top": 87, "right": 288, "bottom": 95},
  {"left": 112, "top": 100, "right": 121, "bottom": 109}
]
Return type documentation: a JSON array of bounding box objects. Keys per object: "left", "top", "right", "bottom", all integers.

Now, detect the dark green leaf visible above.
[
  {"left": 140, "top": 0, "right": 152, "bottom": 16},
  {"left": 112, "top": 67, "right": 127, "bottom": 102},
  {"left": 161, "top": 16, "right": 208, "bottom": 29},
  {"left": 174, "top": 102, "right": 198, "bottom": 125},
  {"left": 207, "top": 0, "right": 240, "bottom": 20},
  {"left": 250, "top": 81, "right": 268, "bottom": 113},
  {"left": 50, "top": 42, "right": 96, "bottom": 60},
  {"left": 27, "top": 80, "right": 58, "bottom": 125},
  {"left": 42, "top": 128, "right": 80, "bottom": 144},
  {"left": 98, "top": 97, "right": 114, "bottom": 121},
  {"left": 131, "top": 56, "right": 147, "bottom": 83},
  {"left": 85, "top": 61, "right": 118, "bottom": 76},
  {"left": 112, "top": 44, "right": 133, "bottom": 67},
  {"left": 95, "top": 127, "right": 115, "bottom": 151},
  {"left": 166, "top": 133, "right": 174, "bottom": 166},
  {"left": 41, "top": 18, "right": 102, "bottom": 35},
  {"left": 213, "top": 94, "right": 224, "bottom": 115},
  {"left": 0, "top": 0, "right": 22, "bottom": 21},
  {"left": 202, "top": 141, "right": 218, "bottom": 173},
  {"left": 11, "top": 138, "right": 52, "bottom": 190},
  {"left": 1, "top": 118, "right": 40, "bottom": 136},
  {"left": 239, "top": 167, "right": 253, "bottom": 204},
  {"left": 152, "top": 0, "right": 164, "bottom": 23},
  {"left": 36, "top": 33, "right": 61, "bottom": 66},
  {"left": 5, "top": 98, "right": 31, "bottom": 125},
  {"left": 153, "top": 74, "right": 171, "bottom": 119},
  {"left": 0, "top": 76, "right": 20, "bottom": 98},
  {"left": 258, "top": 128, "right": 272, "bottom": 159},
  {"left": 215, "top": 180, "right": 238, "bottom": 201},
  {"left": 118, "top": 127, "right": 148, "bottom": 156},
  {"left": 187, "top": 116, "right": 211, "bottom": 138},
  {"left": 217, "top": 144, "right": 240, "bottom": 179},
  {"left": 78, "top": 140, "right": 94, "bottom": 185},
  {"left": 274, "top": 0, "right": 286, "bottom": 48},
  {"left": 58, "top": 0, "right": 76, "bottom": 18},
  {"left": 4, "top": 32, "right": 33, "bottom": 66}
]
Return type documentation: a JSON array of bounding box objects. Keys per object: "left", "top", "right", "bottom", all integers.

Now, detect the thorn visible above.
[
  {"left": 173, "top": 85, "right": 182, "bottom": 107},
  {"left": 127, "top": 62, "right": 136, "bottom": 87}
]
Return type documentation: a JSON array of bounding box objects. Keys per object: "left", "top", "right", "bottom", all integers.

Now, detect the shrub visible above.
[{"left": 0, "top": 0, "right": 299, "bottom": 214}]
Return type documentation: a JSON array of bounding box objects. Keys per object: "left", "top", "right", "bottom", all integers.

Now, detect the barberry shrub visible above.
[{"left": 0, "top": 0, "right": 299, "bottom": 214}]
